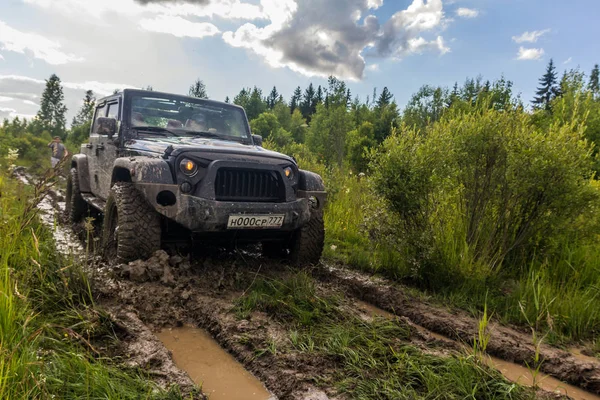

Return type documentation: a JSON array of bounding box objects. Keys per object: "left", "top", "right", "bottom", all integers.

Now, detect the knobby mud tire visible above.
[
  {"left": 289, "top": 210, "right": 325, "bottom": 266},
  {"left": 102, "top": 182, "right": 161, "bottom": 263},
  {"left": 66, "top": 167, "right": 88, "bottom": 223}
]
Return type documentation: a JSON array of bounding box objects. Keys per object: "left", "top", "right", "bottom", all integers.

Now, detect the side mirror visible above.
[
  {"left": 96, "top": 117, "right": 117, "bottom": 138},
  {"left": 252, "top": 134, "right": 263, "bottom": 147}
]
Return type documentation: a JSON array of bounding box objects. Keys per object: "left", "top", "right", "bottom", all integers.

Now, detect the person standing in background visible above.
[{"left": 48, "top": 136, "right": 69, "bottom": 168}]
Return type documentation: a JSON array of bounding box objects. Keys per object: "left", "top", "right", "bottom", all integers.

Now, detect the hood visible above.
[{"left": 124, "top": 137, "right": 294, "bottom": 163}]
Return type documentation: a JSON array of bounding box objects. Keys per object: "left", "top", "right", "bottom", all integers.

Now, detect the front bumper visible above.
[{"left": 135, "top": 183, "right": 326, "bottom": 232}]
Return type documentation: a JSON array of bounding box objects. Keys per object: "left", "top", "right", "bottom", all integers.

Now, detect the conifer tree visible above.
[
  {"left": 290, "top": 86, "right": 302, "bottom": 114},
  {"left": 36, "top": 74, "right": 67, "bottom": 138},
  {"left": 300, "top": 83, "right": 316, "bottom": 119},
  {"left": 589, "top": 64, "right": 600, "bottom": 98},
  {"left": 71, "top": 90, "right": 96, "bottom": 127},
  {"left": 376, "top": 87, "right": 393, "bottom": 108},
  {"left": 189, "top": 79, "right": 208, "bottom": 98},
  {"left": 267, "top": 86, "right": 279, "bottom": 109},
  {"left": 532, "top": 59, "right": 560, "bottom": 111}
]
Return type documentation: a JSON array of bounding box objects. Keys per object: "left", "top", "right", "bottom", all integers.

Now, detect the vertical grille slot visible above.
[{"left": 215, "top": 168, "right": 283, "bottom": 202}]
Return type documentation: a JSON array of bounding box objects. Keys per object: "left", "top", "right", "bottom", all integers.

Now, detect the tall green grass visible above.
[
  {"left": 0, "top": 168, "right": 185, "bottom": 399},
  {"left": 238, "top": 273, "right": 534, "bottom": 400},
  {"left": 323, "top": 173, "right": 600, "bottom": 344}
]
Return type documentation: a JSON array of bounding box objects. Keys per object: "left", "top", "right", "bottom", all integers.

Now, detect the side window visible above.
[
  {"left": 107, "top": 102, "right": 119, "bottom": 120},
  {"left": 92, "top": 104, "right": 107, "bottom": 134}
]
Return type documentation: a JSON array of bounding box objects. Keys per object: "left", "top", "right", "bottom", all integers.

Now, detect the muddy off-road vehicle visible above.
[{"left": 66, "top": 89, "right": 326, "bottom": 264}]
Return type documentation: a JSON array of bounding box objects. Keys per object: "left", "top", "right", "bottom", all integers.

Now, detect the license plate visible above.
[{"left": 227, "top": 214, "right": 285, "bottom": 229}]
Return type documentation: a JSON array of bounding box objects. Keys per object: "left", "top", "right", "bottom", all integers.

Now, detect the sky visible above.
[{"left": 0, "top": 0, "right": 599, "bottom": 123}]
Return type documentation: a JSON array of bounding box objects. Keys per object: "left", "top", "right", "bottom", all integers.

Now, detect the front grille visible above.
[{"left": 215, "top": 168, "right": 284, "bottom": 202}]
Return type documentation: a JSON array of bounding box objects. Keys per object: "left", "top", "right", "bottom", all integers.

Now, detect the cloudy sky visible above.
[{"left": 0, "top": 0, "right": 598, "bottom": 122}]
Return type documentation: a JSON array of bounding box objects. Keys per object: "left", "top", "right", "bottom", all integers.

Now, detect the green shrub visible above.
[{"left": 370, "top": 107, "right": 599, "bottom": 288}]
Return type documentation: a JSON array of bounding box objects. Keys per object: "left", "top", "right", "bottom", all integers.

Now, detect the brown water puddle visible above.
[
  {"left": 158, "top": 326, "right": 272, "bottom": 400},
  {"left": 355, "top": 300, "right": 600, "bottom": 400}
]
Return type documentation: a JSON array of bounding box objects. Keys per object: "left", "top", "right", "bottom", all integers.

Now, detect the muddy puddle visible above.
[
  {"left": 158, "top": 326, "right": 273, "bottom": 400},
  {"left": 356, "top": 300, "right": 600, "bottom": 400}
]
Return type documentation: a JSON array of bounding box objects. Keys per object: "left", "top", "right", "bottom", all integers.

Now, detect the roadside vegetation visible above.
[{"left": 0, "top": 160, "right": 185, "bottom": 399}]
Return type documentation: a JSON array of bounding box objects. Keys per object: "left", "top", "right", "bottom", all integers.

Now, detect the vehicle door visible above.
[
  {"left": 85, "top": 102, "right": 107, "bottom": 197},
  {"left": 96, "top": 100, "right": 121, "bottom": 200}
]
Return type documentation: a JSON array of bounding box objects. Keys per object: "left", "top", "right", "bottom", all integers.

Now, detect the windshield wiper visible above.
[
  {"left": 182, "top": 130, "right": 223, "bottom": 139},
  {"left": 134, "top": 126, "right": 180, "bottom": 137}
]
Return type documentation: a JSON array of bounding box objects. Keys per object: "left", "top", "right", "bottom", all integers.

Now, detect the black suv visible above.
[{"left": 66, "top": 89, "right": 326, "bottom": 264}]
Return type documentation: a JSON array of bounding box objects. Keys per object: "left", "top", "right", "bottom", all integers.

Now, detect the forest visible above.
[{"left": 2, "top": 58, "right": 600, "bottom": 398}]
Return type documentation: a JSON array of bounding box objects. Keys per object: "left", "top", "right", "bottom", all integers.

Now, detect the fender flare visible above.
[
  {"left": 298, "top": 169, "right": 325, "bottom": 191},
  {"left": 112, "top": 157, "right": 175, "bottom": 185},
  {"left": 70, "top": 154, "right": 91, "bottom": 193}
]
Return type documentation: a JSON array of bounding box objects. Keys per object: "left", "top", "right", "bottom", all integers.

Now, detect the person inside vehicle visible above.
[
  {"left": 131, "top": 111, "right": 148, "bottom": 127},
  {"left": 186, "top": 113, "right": 208, "bottom": 132}
]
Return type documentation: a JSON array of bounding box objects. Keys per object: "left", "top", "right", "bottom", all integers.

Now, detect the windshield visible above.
[{"left": 129, "top": 95, "right": 250, "bottom": 142}]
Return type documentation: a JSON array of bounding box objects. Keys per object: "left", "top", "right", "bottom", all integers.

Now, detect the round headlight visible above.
[
  {"left": 283, "top": 166, "right": 294, "bottom": 180},
  {"left": 180, "top": 158, "right": 198, "bottom": 176}
]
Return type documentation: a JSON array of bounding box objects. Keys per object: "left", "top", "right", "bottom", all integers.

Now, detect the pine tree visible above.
[
  {"left": 72, "top": 90, "right": 96, "bottom": 127},
  {"left": 589, "top": 64, "right": 600, "bottom": 98},
  {"left": 532, "top": 59, "right": 560, "bottom": 111},
  {"left": 225, "top": 96, "right": 230, "bottom": 103},
  {"left": 267, "top": 86, "right": 279, "bottom": 109},
  {"left": 36, "top": 74, "right": 67, "bottom": 138},
  {"left": 290, "top": 86, "right": 302, "bottom": 113},
  {"left": 315, "top": 85, "right": 324, "bottom": 106},
  {"left": 246, "top": 87, "right": 267, "bottom": 120},
  {"left": 300, "top": 83, "right": 316, "bottom": 119},
  {"left": 189, "top": 79, "right": 208, "bottom": 98},
  {"left": 376, "top": 87, "right": 393, "bottom": 109}
]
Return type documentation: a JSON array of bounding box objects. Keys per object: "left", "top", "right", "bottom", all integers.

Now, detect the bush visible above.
[{"left": 370, "top": 107, "right": 599, "bottom": 288}]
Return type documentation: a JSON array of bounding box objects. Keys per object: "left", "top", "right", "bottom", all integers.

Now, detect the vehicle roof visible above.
[{"left": 96, "top": 89, "right": 245, "bottom": 111}]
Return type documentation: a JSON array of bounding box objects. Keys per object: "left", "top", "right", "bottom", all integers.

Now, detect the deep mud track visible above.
[{"left": 28, "top": 172, "right": 600, "bottom": 400}]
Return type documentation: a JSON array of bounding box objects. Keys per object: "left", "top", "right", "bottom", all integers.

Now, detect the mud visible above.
[
  {"left": 319, "top": 265, "right": 600, "bottom": 395},
  {"left": 95, "top": 253, "right": 337, "bottom": 400},
  {"left": 158, "top": 326, "right": 273, "bottom": 400}
]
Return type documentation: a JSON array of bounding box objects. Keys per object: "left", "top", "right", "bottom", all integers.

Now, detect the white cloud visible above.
[
  {"left": 0, "top": 20, "right": 83, "bottom": 65},
  {"left": 0, "top": 53, "right": 4, "bottom": 61},
  {"left": 224, "top": 0, "right": 450, "bottom": 80},
  {"left": 516, "top": 46, "right": 544, "bottom": 60},
  {"left": 24, "top": 0, "right": 265, "bottom": 21},
  {"left": 366, "top": 64, "right": 379, "bottom": 71},
  {"left": 456, "top": 8, "right": 478, "bottom": 18},
  {"left": 563, "top": 57, "right": 572, "bottom": 64},
  {"left": 139, "top": 15, "right": 220, "bottom": 38},
  {"left": 512, "top": 29, "right": 550, "bottom": 44}
]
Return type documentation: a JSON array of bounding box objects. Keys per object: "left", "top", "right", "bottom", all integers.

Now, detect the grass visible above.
[
  {"left": 238, "top": 273, "right": 535, "bottom": 400},
  {"left": 322, "top": 173, "right": 600, "bottom": 346},
  {"left": 0, "top": 165, "right": 188, "bottom": 399}
]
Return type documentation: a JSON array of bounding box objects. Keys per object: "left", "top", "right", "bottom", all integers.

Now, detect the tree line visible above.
[{"left": 2, "top": 59, "right": 600, "bottom": 174}]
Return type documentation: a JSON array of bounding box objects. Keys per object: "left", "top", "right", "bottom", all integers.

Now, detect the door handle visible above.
[
  {"left": 85, "top": 143, "right": 93, "bottom": 148},
  {"left": 97, "top": 144, "right": 105, "bottom": 150}
]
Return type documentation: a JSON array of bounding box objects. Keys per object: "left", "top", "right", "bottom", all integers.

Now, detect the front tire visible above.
[
  {"left": 289, "top": 211, "right": 325, "bottom": 266},
  {"left": 65, "top": 168, "right": 88, "bottom": 223},
  {"left": 102, "top": 182, "right": 161, "bottom": 263}
]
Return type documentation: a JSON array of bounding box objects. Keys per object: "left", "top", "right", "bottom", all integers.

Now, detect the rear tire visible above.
[
  {"left": 289, "top": 211, "right": 325, "bottom": 266},
  {"left": 65, "top": 168, "right": 88, "bottom": 223},
  {"left": 102, "top": 182, "right": 161, "bottom": 263}
]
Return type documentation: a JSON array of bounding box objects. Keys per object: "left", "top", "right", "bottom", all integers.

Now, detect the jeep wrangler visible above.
[{"left": 65, "top": 89, "right": 326, "bottom": 264}]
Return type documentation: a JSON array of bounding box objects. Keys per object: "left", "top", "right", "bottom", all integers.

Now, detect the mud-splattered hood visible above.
[{"left": 124, "top": 137, "right": 294, "bottom": 163}]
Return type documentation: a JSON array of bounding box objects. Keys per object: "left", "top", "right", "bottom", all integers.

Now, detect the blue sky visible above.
[{"left": 0, "top": 0, "right": 598, "bottom": 122}]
